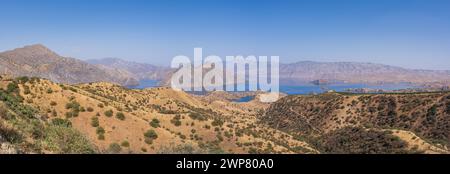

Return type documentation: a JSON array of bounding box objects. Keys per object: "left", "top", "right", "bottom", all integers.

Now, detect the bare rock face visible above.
[{"left": 0, "top": 44, "right": 138, "bottom": 86}]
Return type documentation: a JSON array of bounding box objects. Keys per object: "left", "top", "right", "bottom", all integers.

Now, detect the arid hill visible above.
[
  {"left": 261, "top": 92, "right": 450, "bottom": 154},
  {"left": 2, "top": 75, "right": 450, "bottom": 154},
  {"left": 0, "top": 45, "right": 138, "bottom": 86},
  {"left": 0, "top": 75, "right": 315, "bottom": 154}
]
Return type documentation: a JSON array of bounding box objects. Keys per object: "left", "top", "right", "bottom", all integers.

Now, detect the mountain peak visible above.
[
  {"left": 0, "top": 44, "right": 60, "bottom": 60},
  {"left": 20, "top": 44, "right": 55, "bottom": 54}
]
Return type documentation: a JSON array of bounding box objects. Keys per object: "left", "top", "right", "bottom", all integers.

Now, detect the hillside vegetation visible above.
[
  {"left": 2, "top": 74, "right": 450, "bottom": 154},
  {"left": 0, "top": 75, "right": 315, "bottom": 154},
  {"left": 262, "top": 92, "right": 450, "bottom": 154}
]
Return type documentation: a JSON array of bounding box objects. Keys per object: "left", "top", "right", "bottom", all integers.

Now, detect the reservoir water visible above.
[{"left": 129, "top": 80, "right": 418, "bottom": 96}]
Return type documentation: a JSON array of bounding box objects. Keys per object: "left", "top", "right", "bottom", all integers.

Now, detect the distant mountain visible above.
[
  {"left": 157, "top": 60, "right": 450, "bottom": 87},
  {"left": 87, "top": 58, "right": 172, "bottom": 81},
  {"left": 0, "top": 44, "right": 139, "bottom": 86},
  {"left": 280, "top": 61, "right": 450, "bottom": 85}
]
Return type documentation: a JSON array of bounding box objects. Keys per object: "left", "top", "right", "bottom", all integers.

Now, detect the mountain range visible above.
[
  {"left": 1, "top": 44, "right": 450, "bottom": 88},
  {"left": 86, "top": 58, "right": 171, "bottom": 81},
  {"left": 280, "top": 61, "right": 450, "bottom": 84}
]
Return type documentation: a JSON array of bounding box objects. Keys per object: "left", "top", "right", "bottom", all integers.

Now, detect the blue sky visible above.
[{"left": 1, "top": 0, "right": 450, "bottom": 69}]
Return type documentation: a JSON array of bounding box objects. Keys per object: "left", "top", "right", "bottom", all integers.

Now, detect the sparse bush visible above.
[
  {"left": 315, "top": 127, "right": 410, "bottom": 154},
  {"left": 171, "top": 115, "right": 182, "bottom": 126},
  {"left": 116, "top": 112, "right": 125, "bottom": 121},
  {"left": 46, "top": 88, "right": 53, "bottom": 94},
  {"left": 16, "top": 76, "right": 29, "bottom": 83},
  {"left": 23, "top": 87, "right": 31, "bottom": 95},
  {"left": 6, "top": 82, "right": 19, "bottom": 93},
  {"left": 91, "top": 117, "right": 99, "bottom": 127},
  {"left": 87, "top": 107, "right": 94, "bottom": 112},
  {"left": 157, "top": 144, "right": 209, "bottom": 154},
  {"left": 121, "top": 141, "right": 130, "bottom": 147},
  {"left": 51, "top": 118, "right": 72, "bottom": 127},
  {"left": 150, "top": 118, "right": 160, "bottom": 128},
  {"left": 96, "top": 127, "right": 105, "bottom": 135},
  {"left": 65, "top": 111, "right": 79, "bottom": 118},
  {"left": 188, "top": 112, "right": 207, "bottom": 121},
  {"left": 144, "top": 129, "right": 158, "bottom": 144},
  {"left": 108, "top": 143, "right": 122, "bottom": 153},
  {"left": 104, "top": 109, "right": 113, "bottom": 117},
  {"left": 0, "top": 123, "right": 23, "bottom": 143},
  {"left": 211, "top": 118, "right": 224, "bottom": 127},
  {"left": 44, "top": 126, "right": 95, "bottom": 154}
]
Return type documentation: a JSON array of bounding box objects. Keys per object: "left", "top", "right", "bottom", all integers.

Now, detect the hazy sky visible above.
[{"left": 1, "top": 0, "right": 450, "bottom": 69}]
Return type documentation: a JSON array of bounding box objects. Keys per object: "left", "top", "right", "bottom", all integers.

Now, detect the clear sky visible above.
[{"left": 1, "top": 0, "right": 450, "bottom": 70}]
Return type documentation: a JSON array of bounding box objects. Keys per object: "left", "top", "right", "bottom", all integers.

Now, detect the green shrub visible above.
[
  {"left": 150, "top": 118, "right": 160, "bottom": 128},
  {"left": 46, "top": 88, "right": 53, "bottom": 94},
  {"left": 104, "top": 109, "right": 113, "bottom": 117},
  {"left": 65, "top": 101, "right": 80, "bottom": 111},
  {"left": 65, "top": 111, "right": 79, "bottom": 118},
  {"left": 51, "top": 118, "right": 72, "bottom": 127},
  {"left": 96, "top": 127, "right": 105, "bottom": 135},
  {"left": 144, "top": 129, "right": 158, "bottom": 144},
  {"left": 108, "top": 143, "right": 122, "bottom": 153},
  {"left": 23, "top": 87, "right": 31, "bottom": 95},
  {"left": 315, "top": 127, "right": 410, "bottom": 154},
  {"left": 0, "top": 123, "right": 23, "bottom": 143},
  {"left": 121, "top": 141, "right": 130, "bottom": 147},
  {"left": 6, "top": 82, "right": 19, "bottom": 94},
  {"left": 144, "top": 130, "right": 158, "bottom": 139},
  {"left": 170, "top": 115, "right": 182, "bottom": 126},
  {"left": 211, "top": 119, "right": 224, "bottom": 127},
  {"left": 115, "top": 112, "right": 125, "bottom": 121},
  {"left": 189, "top": 112, "right": 207, "bottom": 121},
  {"left": 16, "top": 76, "right": 29, "bottom": 83},
  {"left": 91, "top": 117, "right": 99, "bottom": 127},
  {"left": 44, "top": 126, "right": 95, "bottom": 154}
]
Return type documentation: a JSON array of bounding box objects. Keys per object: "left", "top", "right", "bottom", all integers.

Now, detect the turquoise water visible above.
[
  {"left": 127, "top": 79, "right": 159, "bottom": 89},
  {"left": 280, "top": 83, "right": 417, "bottom": 95},
  {"left": 130, "top": 80, "right": 417, "bottom": 96},
  {"left": 232, "top": 96, "right": 255, "bottom": 102}
]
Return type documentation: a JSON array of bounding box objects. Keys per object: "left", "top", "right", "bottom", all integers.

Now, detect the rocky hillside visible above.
[
  {"left": 87, "top": 58, "right": 172, "bottom": 81},
  {"left": 280, "top": 61, "right": 450, "bottom": 84},
  {"left": 0, "top": 75, "right": 316, "bottom": 154},
  {"left": 0, "top": 45, "right": 138, "bottom": 86},
  {"left": 261, "top": 92, "right": 450, "bottom": 154}
]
